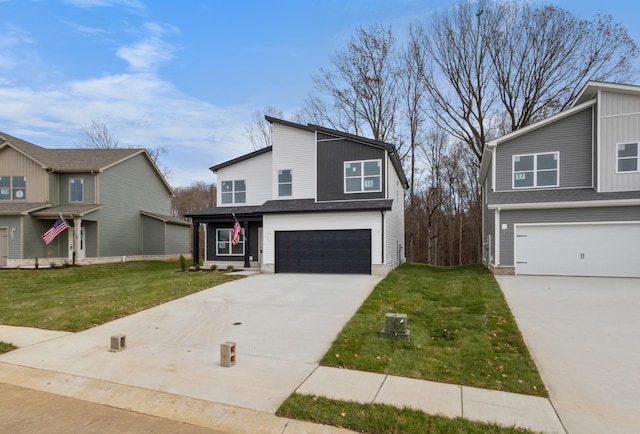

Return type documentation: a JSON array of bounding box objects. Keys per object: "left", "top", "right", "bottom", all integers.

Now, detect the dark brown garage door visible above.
[{"left": 275, "top": 229, "right": 371, "bottom": 274}]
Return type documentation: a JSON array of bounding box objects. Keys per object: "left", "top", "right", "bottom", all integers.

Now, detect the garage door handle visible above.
[
  {"left": 516, "top": 261, "right": 528, "bottom": 264},
  {"left": 516, "top": 235, "right": 527, "bottom": 237}
]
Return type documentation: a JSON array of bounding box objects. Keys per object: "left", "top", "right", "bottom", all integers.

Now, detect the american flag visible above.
[
  {"left": 231, "top": 220, "right": 241, "bottom": 246},
  {"left": 42, "top": 216, "right": 70, "bottom": 245}
]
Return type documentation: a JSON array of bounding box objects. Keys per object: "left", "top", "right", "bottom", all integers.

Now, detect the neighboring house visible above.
[
  {"left": 480, "top": 81, "right": 640, "bottom": 278},
  {"left": 0, "top": 132, "right": 190, "bottom": 267},
  {"left": 187, "top": 116, "right": 408, "bottom": 275}
]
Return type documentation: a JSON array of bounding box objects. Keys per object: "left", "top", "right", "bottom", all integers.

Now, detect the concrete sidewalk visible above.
[{"left": 297, "top": 366, "right": 565, "bottom": 434}]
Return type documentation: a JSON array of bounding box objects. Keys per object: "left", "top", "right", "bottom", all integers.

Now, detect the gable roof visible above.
[
  {"left": 572, "top": 80, "right": 640, "bottom": 107},
  {"left": 0, "top": 131, "right": 173, "bottom": 194},
  {"left": 209, "top": 146, "right": 272, "bottom": 172},
  {"left": 213, "top": 116, "right": 409, "bottom": 189}
]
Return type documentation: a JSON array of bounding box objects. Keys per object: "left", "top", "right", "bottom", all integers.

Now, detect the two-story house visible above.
[
  {"left": 187, "top": 116, "right": 408, "bottom": 275},
  {"left": 480, "top": 81, "right": 640, "bottom": 278},
  {"left": 0, "top": 132, "right": 190, "bottom": 267}
]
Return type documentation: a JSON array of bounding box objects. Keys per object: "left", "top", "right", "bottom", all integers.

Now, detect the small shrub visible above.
[
  {"left": 210, "top": 264, "right": 218, "bottom": 271},
  {"left": 226, "top": 265, "right": 235, "bottom": 272},
  {"left": 50, "top": 262, "right": 57, "bottom": 268},
  {"left": 179, "top": 254, "right": 186, "bottom": 272}
]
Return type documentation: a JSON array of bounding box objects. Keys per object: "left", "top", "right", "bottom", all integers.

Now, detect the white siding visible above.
[
  {"left": 599, "top": 91, "right": 640, "bottom": 192},
  {"left": 271, "top": 123, "right": 316, "bottom": 199},
  {"left": 216, "top": 151, "right": 272, "bottom": 206},
  {"left": 384, "top": 154, "right": 406, "bottom": 264},
  {"left": 262, "top": 212, "right": 383, "bottom": 266}
]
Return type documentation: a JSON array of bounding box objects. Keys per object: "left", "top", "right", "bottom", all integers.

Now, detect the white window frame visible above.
[
  {"left": 220, "top": 180, "right": 246, "bottom": 204},
  {"left": 616, "top": 142, "right": 639, "bottom": 173},
  {"left": 512, "top": 152, "right": 559, "bottom": 189},
  {"left": 216, "top": 228, "right": 245, "bottom": 256},
  {"left": 344, "top": 159, "right": 382, "bottom": 194},
  {"left": 278, "top": 169, "right": 292, "bottom": 197},
  {"left": 69, "top": 178, "right": 84, "bottom": 202}
]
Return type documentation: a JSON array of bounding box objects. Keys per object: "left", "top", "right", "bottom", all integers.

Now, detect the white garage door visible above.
[{"left": 515, "top": 222, "right": 640, "bottom": 277}]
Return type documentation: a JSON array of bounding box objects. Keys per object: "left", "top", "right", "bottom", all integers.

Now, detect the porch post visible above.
[
  {"left": 192, "top": 221, "right": 200, "bottom": 266},
  {"left": 243, "top": 220, "right": 250, "bottom": 268}
]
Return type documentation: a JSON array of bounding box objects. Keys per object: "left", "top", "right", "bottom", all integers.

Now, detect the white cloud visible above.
[
  {"left": 0, "top": 73, "right": 254, "bottom": 187},
  {"left": 63, "top": 0, "right": 145, "bottom": 11},
  {"left": 116, "top": 37, "right": 176, "bottom": 72},
  {"left": 59, "top": 19, "right": 108, "bottom": 35}
]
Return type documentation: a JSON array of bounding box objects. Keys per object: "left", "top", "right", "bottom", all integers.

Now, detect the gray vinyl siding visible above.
[
  {"left": 499, "top": 206, "right": 640, "bottom": 266},
  {"left": 495, "top": 107, "right": 593, "bottom": 191},
  {"left": 142, "top": 215, "right": 164, "bottom": 255},
  {"left": 165, "top": 223, "right": 190, "bottom": 254},
  {"left": 84, "top": 221, "right": 98, "bottom": 258},
  {"left": 93, "top": 154, "right": 172, "bottom": 257},
  {"left": 317, "top": 135, "right": 386, "bottom": 202}
]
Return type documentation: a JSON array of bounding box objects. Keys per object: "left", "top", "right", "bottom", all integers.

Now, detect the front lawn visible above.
[
  {"left": 0, "top": 261, "right": 239, "bottom": 332},
  {"left": 278, "top": 263, "right": 547, "bottom": 433},
  {"left": 319, "top": 263, "right": 545, "bottom": 397}
]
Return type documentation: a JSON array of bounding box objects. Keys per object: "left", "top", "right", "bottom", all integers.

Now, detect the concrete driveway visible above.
[
  {"left": 0, "top": 273, "right": 381, "bottom": 414},
  {"left": 496, "top": 275, "right": 640, "bottom": 434}
]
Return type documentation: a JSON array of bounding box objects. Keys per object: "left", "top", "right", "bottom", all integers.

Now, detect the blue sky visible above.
[{"left": 1, "top": 0, "right": 639, "bottom": 187}]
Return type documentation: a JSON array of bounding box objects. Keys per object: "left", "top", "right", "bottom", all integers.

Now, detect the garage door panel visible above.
[
  {"left": 515, "top": 223, "right": 640, "bottom": 277},
  {"left": 276, "top": 229, "right": 371, "bottom": 274}
]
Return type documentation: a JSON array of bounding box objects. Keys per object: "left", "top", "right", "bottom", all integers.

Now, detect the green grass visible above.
[
  {"left": 319, "top": 263, "right": 546, "bottom": 397},
  {"left": 278, "top": 263, "right": 547, "bottom": 433},
  {"left": 0, "top": 261, "right": 239, "bottom": 332},
  {"left": 277, "top": 394, "right": 540, "bottom": 434},
  {"left": 0, "top": 341, "right": 17, "bottom": 354}
]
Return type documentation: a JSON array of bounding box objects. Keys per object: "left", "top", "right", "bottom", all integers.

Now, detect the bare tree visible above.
[
  {"left": 81, "top": 120, "right": 119, "bottom": 149},
  {"left": 417, "top": 0, "right": 638, "bottom": 162},
  {"left": 81, "top": 119, "right": 171, "bottom": 180},
  {"left": 306, "top": 24, "right": 401, "bottom": 145},
  {"left": 490, "top": 3, "right": 638, "bottom": 132},
  {"left": 246, "top": 106, "right": 284, "bottom": 150},
  {"left": 171, "top": 181, "right": 216, "bottom": 219}
]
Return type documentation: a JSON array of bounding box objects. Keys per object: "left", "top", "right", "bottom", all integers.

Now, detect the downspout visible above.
[
  {"left": 192, "top": 220, "right": 200, "bottom": 266},
  {"left": 494, "top": 207, "right": 501, "bottom": 266},
  {"left": 380, "top": 210, "right": 385, "bottom": 267}
]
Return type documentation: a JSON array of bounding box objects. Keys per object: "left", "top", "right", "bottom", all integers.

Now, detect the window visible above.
[
  {"left": 344, "top": 159, "right": 381, "bottom": 193},
  {"left": 513, "top": 152, "right": 558, "bottom": 188},
  {"left": 221, "top": 180, "right": 246, "bottom": 204},
  {"left": 278, "top": 169, "right": 292, "bottom": 197},
  {"left": 617, "top": 143, "right": 639, "bottom": 172},
  {"left": 0, "top": 176, "right": 26, "bottom": 200},
  {"left": 70, "top": 178, "right": 84, "bottom": 202},
  {"left": 216, "top": 228, "right": 244, "bottom": 256}
]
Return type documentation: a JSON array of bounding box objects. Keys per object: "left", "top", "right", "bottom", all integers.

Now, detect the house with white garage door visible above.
[
  {"left": 480, "top": 81, "right": 640, "bottom": 278},
  {"left": 186, "top": 116, "right": 408, "bottom": 275}
]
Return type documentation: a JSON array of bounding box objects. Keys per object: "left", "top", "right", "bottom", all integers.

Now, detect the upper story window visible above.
[
  {"left": 513, "top": 152, "right": 559, "bottom": 188},
  {"left": 0, "top": 176, "right": 26, "bottom": 200},
  {"left": 221, "top": 180, "right": 246, "bottom": 204},
  {"left": 617, "top": 143, "right": 638, "bottom": 172},
  {"left": 216, "top": 228, "right": 244, "bottom": 256},
  {"left": 70, "top": 178, "right": 84, "bottom": 202},
  {"left": 344, "top": 159, "right": 382, "bottom": 193},
  {"left": 278, "top": 169, "right": 292, "bottom": 197}
]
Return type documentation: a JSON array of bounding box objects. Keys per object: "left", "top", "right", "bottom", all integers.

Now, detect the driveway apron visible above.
[
  {"left": 496, "top": 275, "right": 640, "bottom": 434},
  {"left": 0, "top": 273, "right": 381, "bottom": 414}
]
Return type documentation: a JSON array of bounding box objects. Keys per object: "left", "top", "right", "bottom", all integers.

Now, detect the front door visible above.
[{"left": 0, "top": 227, "right": 7, "bottom": 267}]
